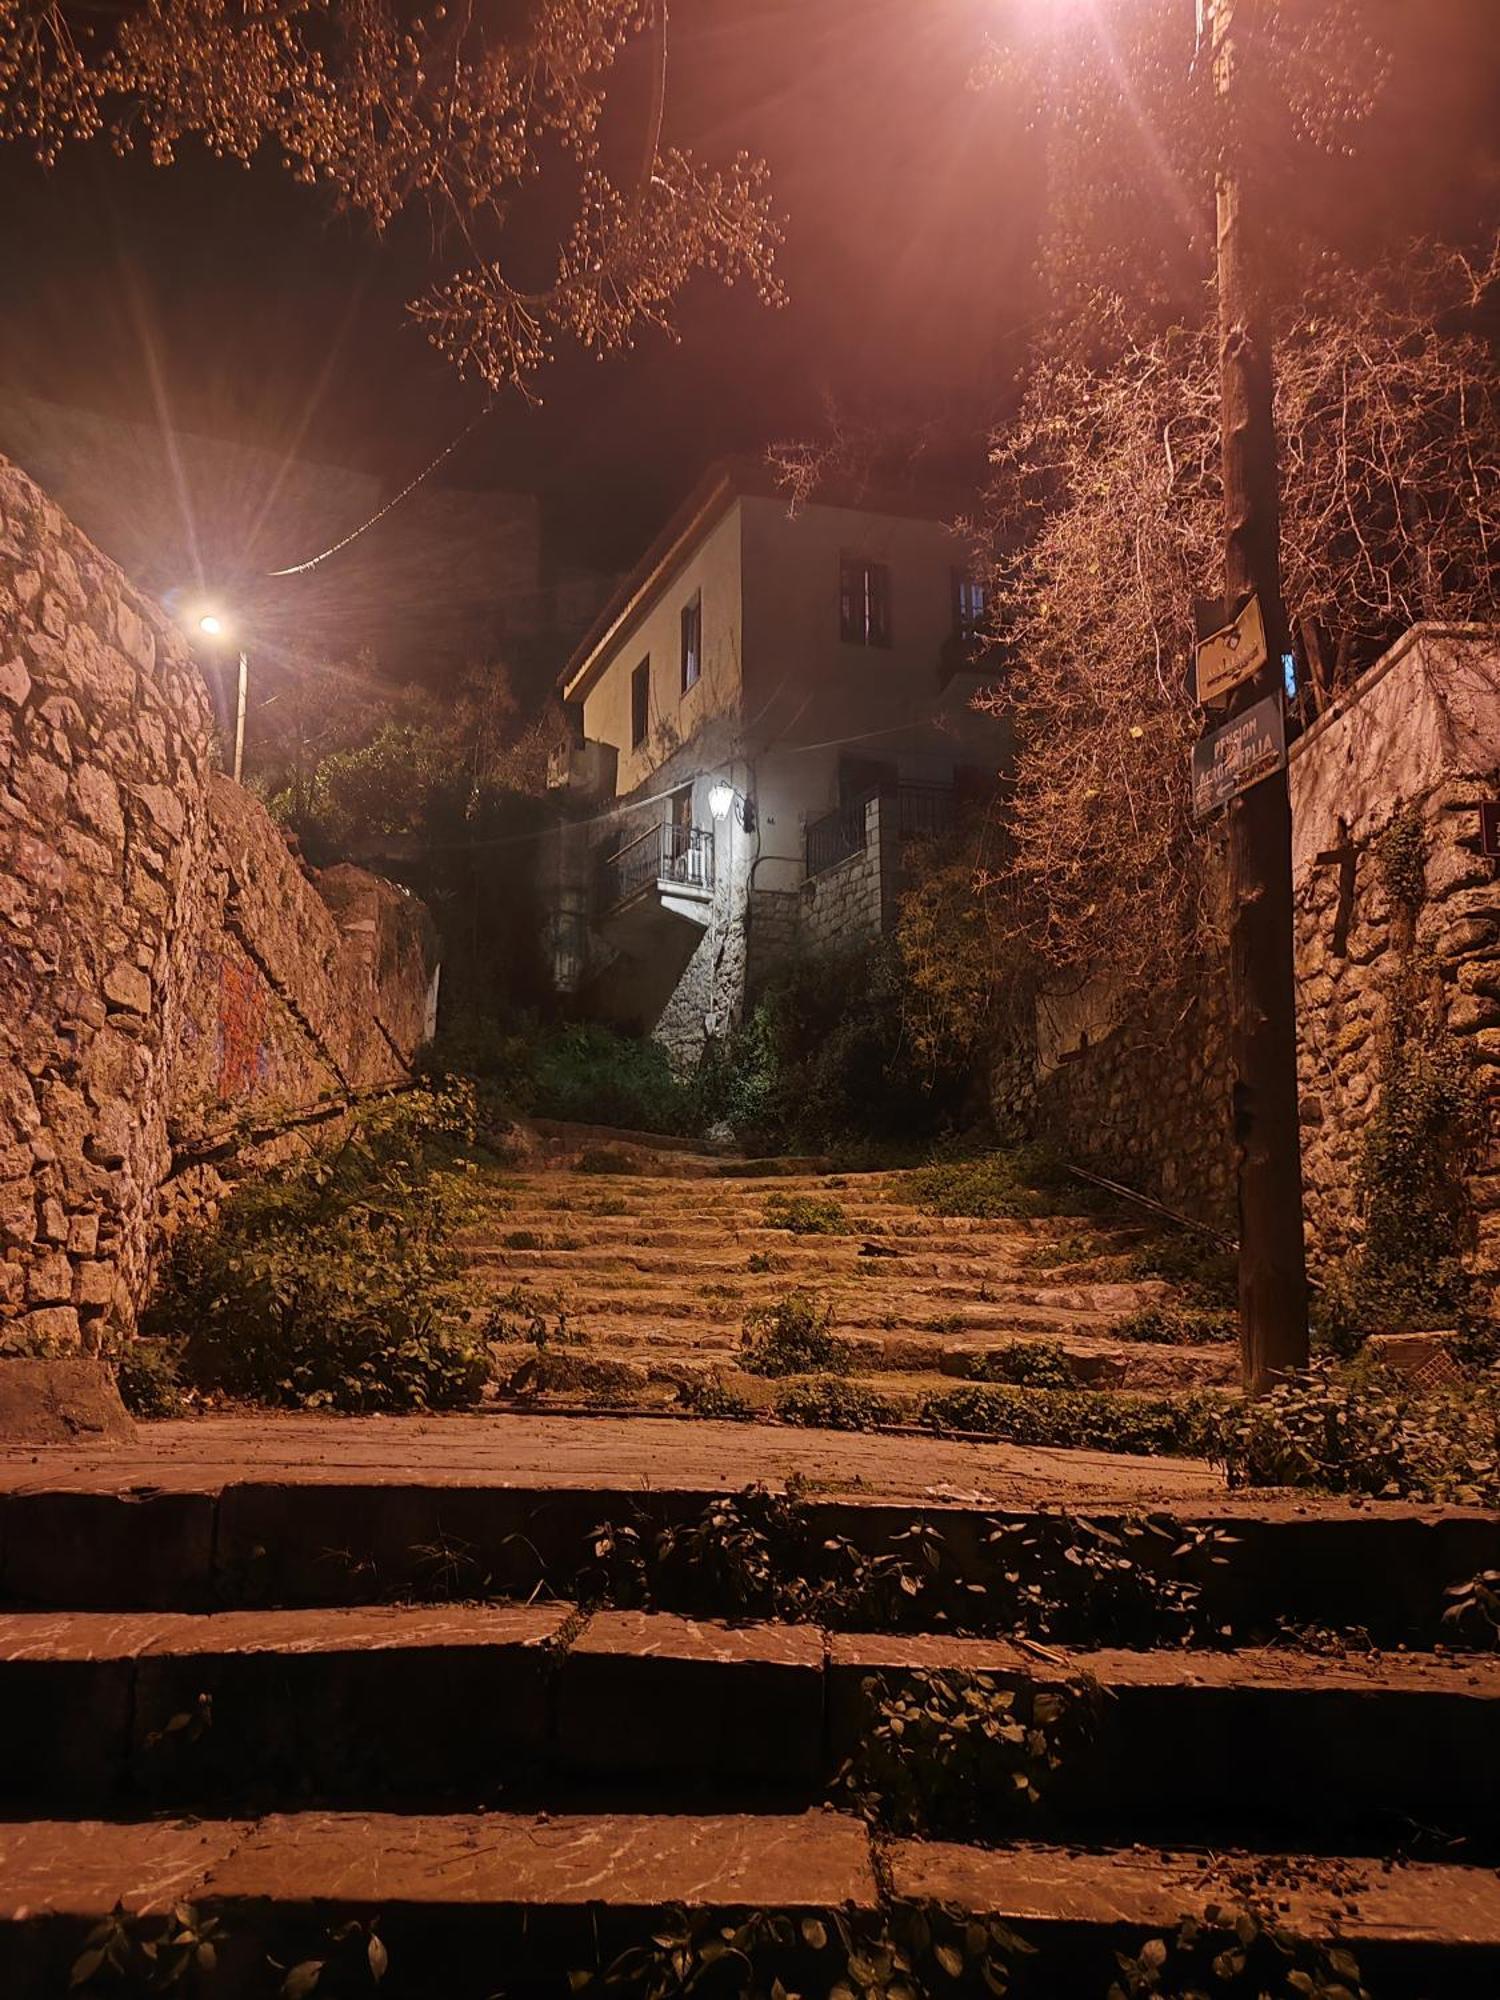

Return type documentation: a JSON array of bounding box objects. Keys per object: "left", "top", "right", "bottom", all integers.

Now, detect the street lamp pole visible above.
[
  {"left": 233, "top": 649, "right": 248, "bottom": 786},
  {"left": 1209, "top": 0, "right": 1309, "bottom": 1389}
]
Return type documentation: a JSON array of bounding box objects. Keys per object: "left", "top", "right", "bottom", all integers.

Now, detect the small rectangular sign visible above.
[
  {"left": 1481, "top": 803, "right": 1500, "bottom": 859},
  {"left": 1194, "top": 592, "right": 1267, "bottom": 706},
  {"left": 1192, "top": 693, "right": 1286, "bottom": 819}
]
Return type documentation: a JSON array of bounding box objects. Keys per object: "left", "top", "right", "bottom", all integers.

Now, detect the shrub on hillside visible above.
[
  {"left": 1212, "top": 1362, "right": 1500, "bottom": 1504},
  {"left": 905, "top": 1148, "right": 1091, "bottom": 1221},
  {"left": 146, "top": 1086, "right": 489, "bottom": 1414},
  {"left": 114, "top": 1337, "right": 188, "bottom": 1419},
  {"left": 740, "top": 1293, "right": 852, "bottom": 1377},
  {"left": 693, "top": 941, "right": 981, "bottom": 1153},
  {"left": 426, "top": 1015, "right": 696, "bottom": 1137}
]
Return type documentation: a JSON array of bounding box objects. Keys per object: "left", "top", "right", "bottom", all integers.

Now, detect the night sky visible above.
[{"left": 0, "top": 0, "right": 1494, "bottom": 586}]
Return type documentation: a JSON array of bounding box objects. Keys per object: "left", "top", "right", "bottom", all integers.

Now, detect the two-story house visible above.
[{"left": 544, "top": 458, "right": 1006, "bottom": 1063}]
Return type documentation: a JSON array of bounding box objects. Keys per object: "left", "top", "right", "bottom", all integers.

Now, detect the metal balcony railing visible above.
[
  {"left": 804, "top": 784, "right": 956, "bottom": 880},
  {"left": 597, "top": 819, "right": 715, "bottom": 914}
]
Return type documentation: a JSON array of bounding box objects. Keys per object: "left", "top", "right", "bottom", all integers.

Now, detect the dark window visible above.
[
  {"left": 953, "top": 571, "right": 988, "bottom": 638},
  {"left": 839, "top": 556, "right": 892, "bottom": 647},
  {"left": 630, "top": 657, "right": 650, "bottom": 749},
  {"left": 680, "top": 591, "right": 702, "bottom": 693}
]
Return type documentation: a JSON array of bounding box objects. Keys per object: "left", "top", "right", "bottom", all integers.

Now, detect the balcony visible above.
[
  {"left": 597, "top": 819, "right": 715, "bottom": 928},
  {"left": 804, "top": 783, "right": 955, "bottom": 879}
]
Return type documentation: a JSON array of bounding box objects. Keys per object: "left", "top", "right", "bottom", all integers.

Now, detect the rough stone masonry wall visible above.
[
  {"left": 799, "top": 796, "right": 894, "bottom": 959},
  {"left": 0, "top": 454, "right": 437, "bottom": 1352},
  {"left": 1026, "top": 626, "right": 1500, "bottom": 1270}
]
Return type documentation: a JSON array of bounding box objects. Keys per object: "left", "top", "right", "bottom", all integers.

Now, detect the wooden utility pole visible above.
[{"left": 1210, "top": 0, "right": 1310, "bottom": 1390}]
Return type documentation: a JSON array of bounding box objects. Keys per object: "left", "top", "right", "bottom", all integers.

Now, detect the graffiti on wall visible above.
[{"left": 216, "top": 952, "right": 271, "bottom": 1103}]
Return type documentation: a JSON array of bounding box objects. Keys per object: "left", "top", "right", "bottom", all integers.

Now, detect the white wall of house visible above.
[{"left": 578, "top": 499, "right": 744, "bottom": 798}]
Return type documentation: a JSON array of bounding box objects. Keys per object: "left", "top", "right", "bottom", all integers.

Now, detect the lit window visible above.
[
  {"left": 681, "top": 591, "right": 702, "bottom": 693},
  {"left": 630, "top": 657, "right": 650, "bottom": 749},
  {"left": 953, "top": 571, "right": 988, "bottom": 638},
  {"left": 839, "top": 557, "right": 892, "bottom": 648}
]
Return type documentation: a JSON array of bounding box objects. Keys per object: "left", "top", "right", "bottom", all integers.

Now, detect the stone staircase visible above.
[
  {"left": 3, "top": 1440, "right": 1500, "bottom": 1996},
  {"left": 462, "top": 1135, "right": 1240, "bottom": 1411}
]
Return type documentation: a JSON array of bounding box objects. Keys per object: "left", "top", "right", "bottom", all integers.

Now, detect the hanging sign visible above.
[
  {"left": 1192, "top": 693, "right": 1286, "bottom": 819},
  {"left": 1193, "top": 592, "right": 1267, "bottom": 706},
  {"left": 1480, "top": 804, "right": 1500, "bottom": 859}
]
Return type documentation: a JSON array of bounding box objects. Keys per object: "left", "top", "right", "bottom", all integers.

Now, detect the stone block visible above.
[
  {"left": 1, "top": 1488, "right": 215, "bottom": 1607},
  {"left": 556, "top": 1610, "right": 825, "bottom": 1787},
  {"left": 24, "top": 1250, "right": 72, "bottom": 1305},
  {"left": 129, "top": 1602, "right": 568, "bottom": 1805},
  {"left": 0, "top": 658, "right": 30, "bottom": 709}
]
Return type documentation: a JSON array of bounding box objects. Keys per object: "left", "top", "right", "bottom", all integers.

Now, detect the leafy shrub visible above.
[
  {"left": 428, "top": 1016, "right": 696, "bottom": 1136},
  {"left": 1111, "top": 1304, "right": 1238, "bottom": 1345},
  {"left": 693, "top": 940, "right": 982, "bottom": 1152},
  {"left": 501, "top": 1229, "right": 543, "bottom": 1251},
  {"left": 747, "top": 1249, "right": 791, "bottom": 1274},
  {"left": 969, "top": 1339, "right": 1077, "bottom": 1388},
  {"left": 1212, "top": 1362, "right": 1500, "bottom": 1503},
  {"left": 775, "top": 1377, "right": 896, "bottom": 1430},
  {"left": 740, "top": 1292, "right": 852, "bottom": 1377},
  {"left": 114, "top": 1337, "right": 188, "bottom": 1419},
  {"left": 924, "top": 1383, "right": 1222, "bottom": 1459},
  {"left": 677, "top": 1373, "right": 756, "bottom": 1421},
  {"left": 840, "top": 1669, "right": 1091, "bottom": 1835},
  {"left": 146, "top": 1087, "right": 489, "bottom": 1414},
  {"left": 532, "top": 1025, "right": 693, "bottom": 1133},
  {"left": 574, "top": 1145, "right": 636, "bottom": 1175},
  {"left": 762, "top": 1191, "right": 848, "bottom": 1235},
  {"left": 1122, "top": 1232, "right": 1238, "bottom": 1305},
  {"left": 905, "top": 1147, "right": 1092, "bottom": 1221}
]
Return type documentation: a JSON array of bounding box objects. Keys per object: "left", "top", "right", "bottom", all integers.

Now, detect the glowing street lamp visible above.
[{"left": 190, "top": 608, "right": 249, "bottom": 785}]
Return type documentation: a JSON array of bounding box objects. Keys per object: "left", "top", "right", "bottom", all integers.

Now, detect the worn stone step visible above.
[
  {"left": 826, "top": 1628, "right": 1500, "bottom": 1846},
  {"left": 0, "top": 1813, "right": 1494, "bottom": 1997},
  {"left": 1, "top": 1423, "right": 1493, "bottom": 1642},
  {"left": 7, "top": 1599, "right": 1499, "bottom": 1841},
  {"left": 888, "top": 1839, "right": 1500, "bottom": 1993},
  {"left": 0, "top": 1809, "right": 877, "bottom": 1997},
  {"left": 0, "top": 1603, "right": 570, "bottom": 1810}
]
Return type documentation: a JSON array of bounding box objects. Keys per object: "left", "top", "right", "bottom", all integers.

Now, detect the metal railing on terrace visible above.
[
  {"left": 803, "top": 783, "right": 955, "bottom": 880},
  {"left": 597, "top": 819, "right": 715, "bottom": 914}
]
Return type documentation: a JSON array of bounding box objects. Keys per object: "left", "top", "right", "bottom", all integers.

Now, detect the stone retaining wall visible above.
[
  {"left": 1025, "top": 626, "right": 1500, "bottom": 1270},
  {"left": 0, "top": 454, "right": 437, "bottom": 1350}
]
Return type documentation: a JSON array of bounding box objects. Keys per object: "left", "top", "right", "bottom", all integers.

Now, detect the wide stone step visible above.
[
  {"left": 2, "top": 1424, "right": 1493, "bottom": 1641},
  {"left": 6, "top": 1602, "right": 1499, "bottom": 1842},
  {"left": 0, "top": 1813, "right": 1495, "bottom": 1998},
  {"left": 887, "top": 1839, "right": 1500, "bottom": 1994}
]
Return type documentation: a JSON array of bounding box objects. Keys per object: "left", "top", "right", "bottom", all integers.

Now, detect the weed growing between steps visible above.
[
  {"left": 923, "top": 1384, "right": 1225, "bottom": 1459},
  {"left": 739, "top": 1293, "right": 853, "bottom": 1376},
  {"left": 1213, "top": 1362, "right": 1500, "bottom": 1504},
  {"left": 839, "top": 1668, "right": 1096, "bottom": 1836},
  {"left": 964, "top": 1339, "right": 1077, "bottom": 1388},
  {"left": 578, "top": 1487, "right": 1229, "bottom": 1646},
  {"left": 143, "top": 1086, "right": 489, "bottom": 1414},
  {"left": 905, "top": 1148, "right": 1100, "bottom": 1221},
  {"left": 1109, "top": 1305, "right": 1239, "bottom": 1345},
  {"left": 774, "top": 1377, "right": 897, "bottom": 1429},
  {"left": 61, "top": 1894, "right": 1379, "bottom": 1999},
  {"left": 1443, "top": 1569, "right": 1500, "bottom": 1647},
  {"left": 762, "top": 1191, "right": 850, "bottom": 1234}
]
